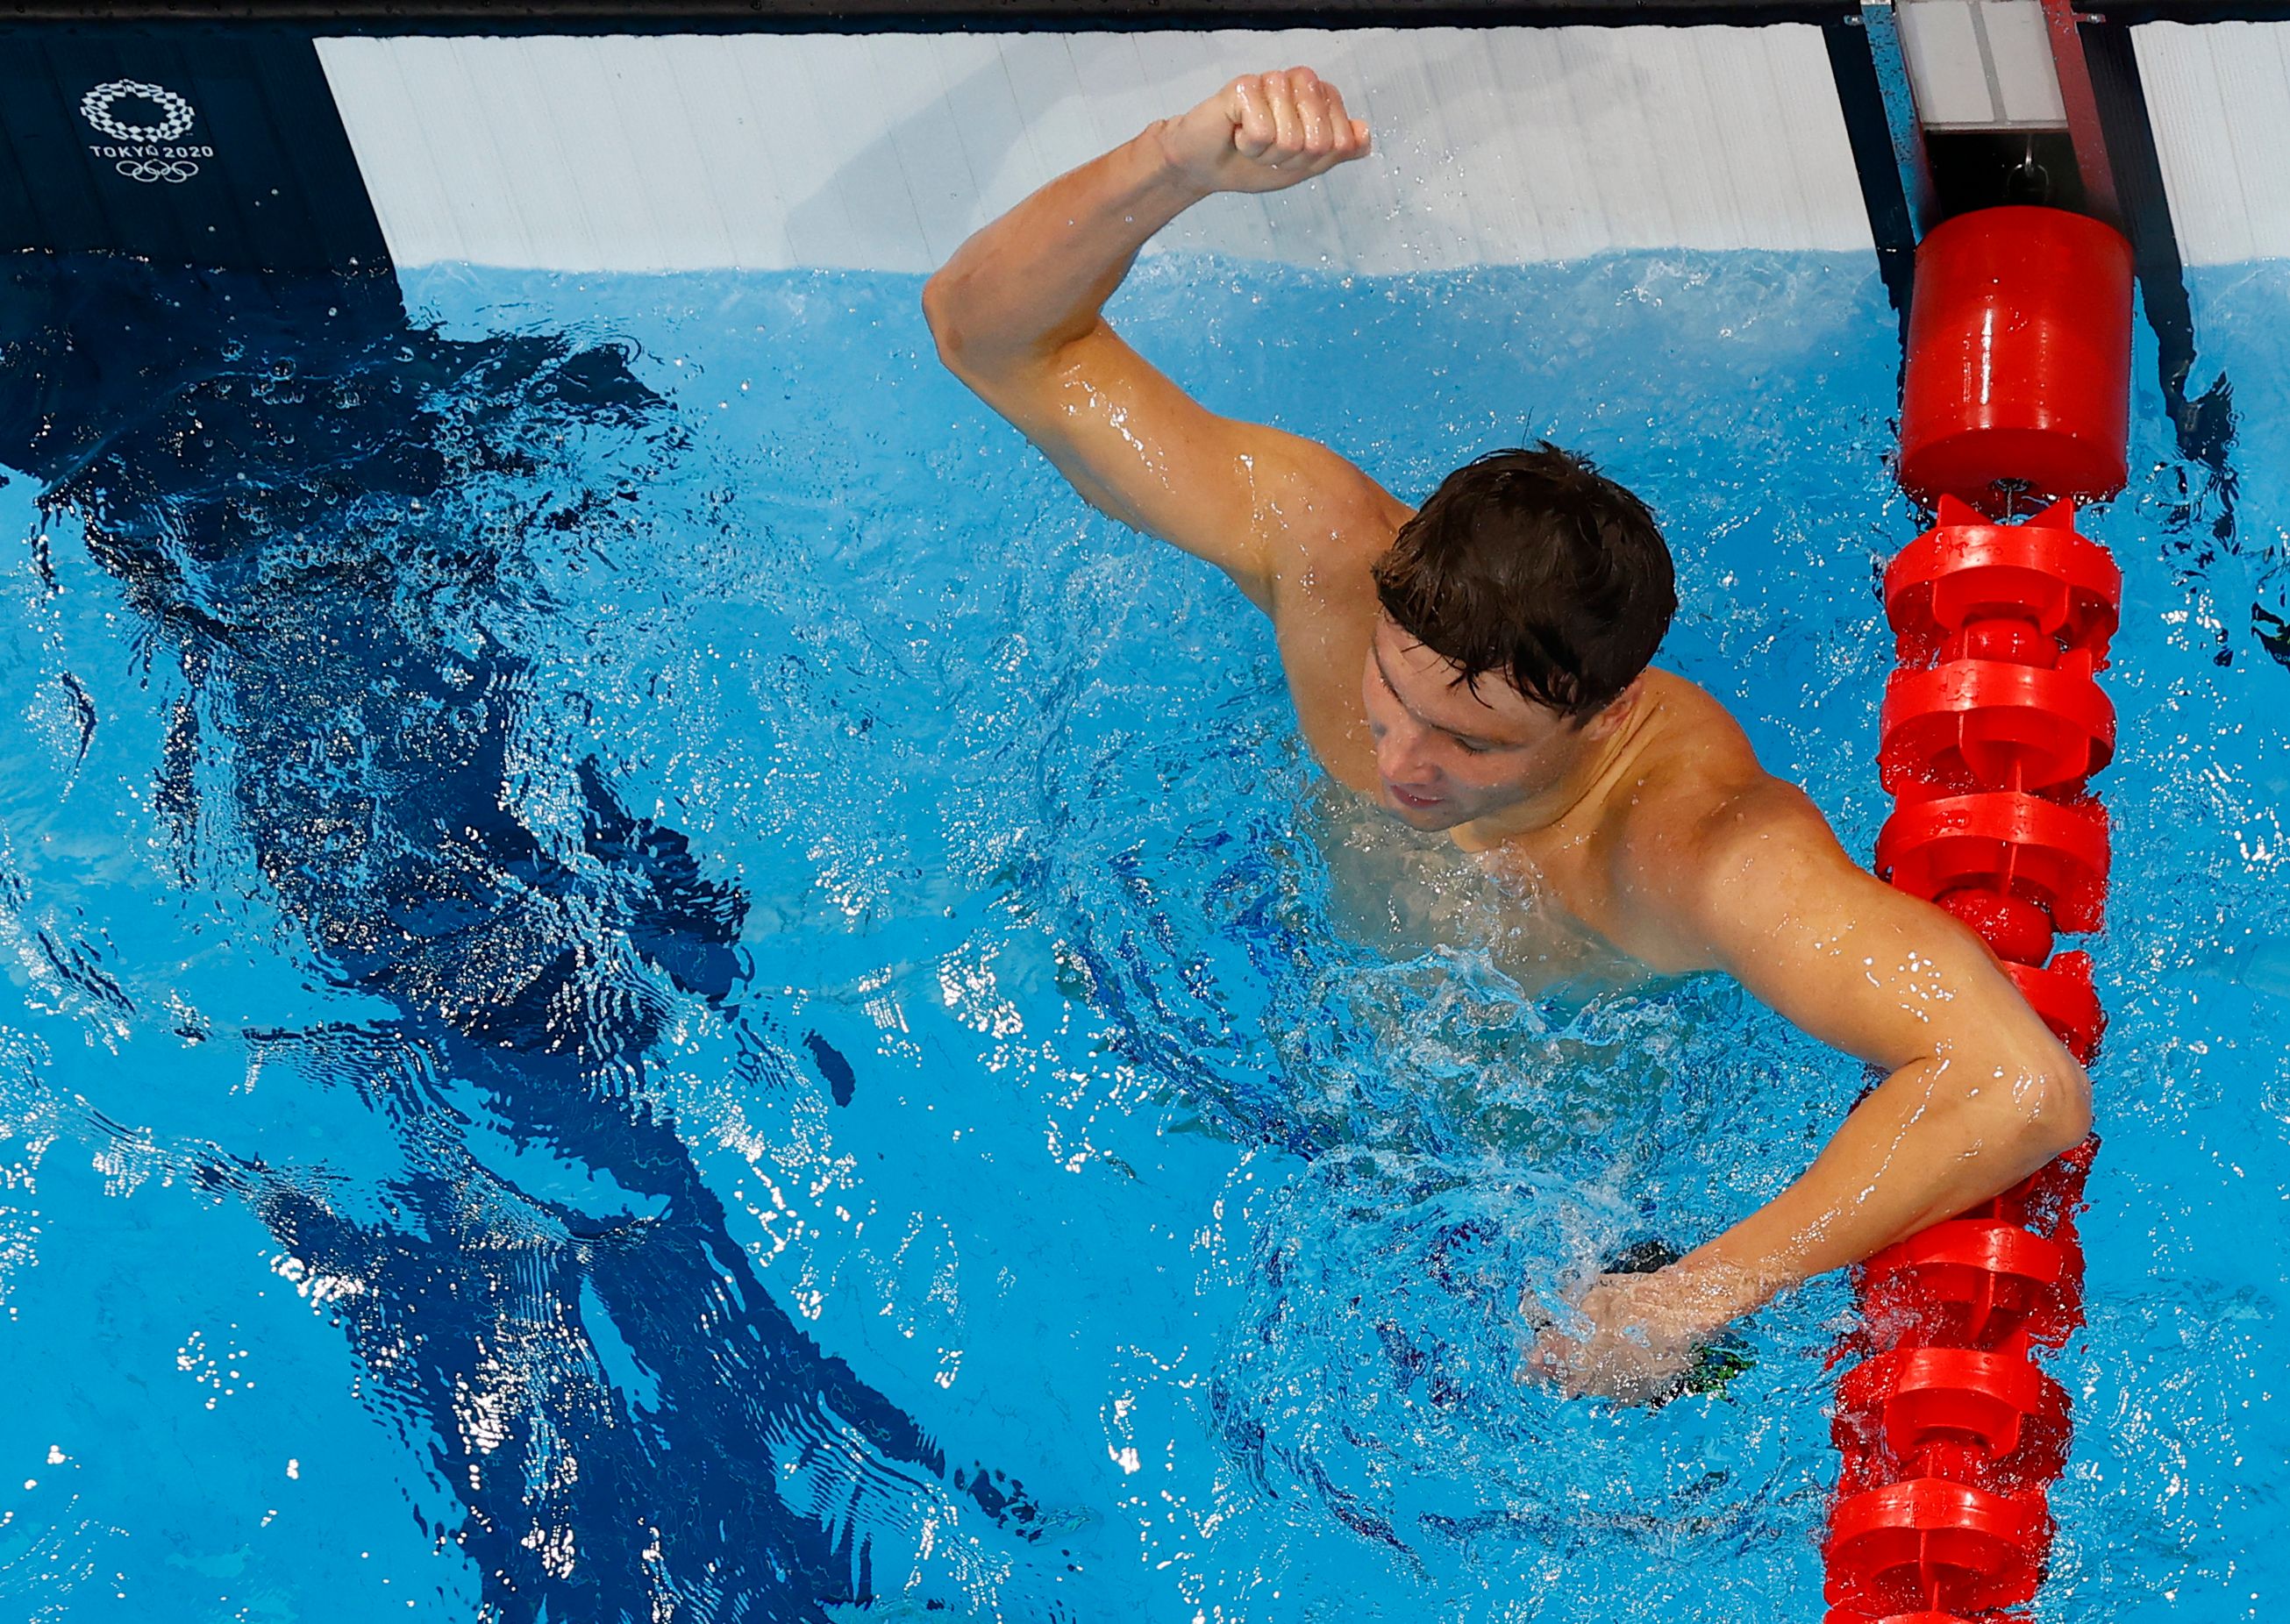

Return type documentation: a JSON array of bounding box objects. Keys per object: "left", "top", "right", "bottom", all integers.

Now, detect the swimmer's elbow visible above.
[
  {"left": 921, "top": 271, "right": 971, "bottom": 372},
  {"left": 921, "top": 271, "right": 1036, "bottom": 394},
  {"left": 1993, "top": 1054, "right": 2093, "bottom": 1165},
  {"left": 2039, "top": 1060, "right": 2094, "bottom": 1153}
]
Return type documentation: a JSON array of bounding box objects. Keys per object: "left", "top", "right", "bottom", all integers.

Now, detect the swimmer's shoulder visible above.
[
  {"left": 1628, "top": 674, "right": 1823, "bottom": 837},
  {"left": 1630, "top": 671, "right": 1771, "bottom": 783},
  {"left": 1596, "top": 673, "right": 1833, "bottom": 968}
]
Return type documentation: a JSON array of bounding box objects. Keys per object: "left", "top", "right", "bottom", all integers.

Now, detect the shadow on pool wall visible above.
[{"left": 0, "top": 253, "right": 1067, "bottom": 1621}]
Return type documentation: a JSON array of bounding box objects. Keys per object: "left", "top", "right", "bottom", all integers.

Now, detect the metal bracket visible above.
[
  {"left": 2040, "top": 0, "right": 2122, "bottom": 226},
  {"left": 1861, "top": 0, "right": 1939, "bottom": 237}
]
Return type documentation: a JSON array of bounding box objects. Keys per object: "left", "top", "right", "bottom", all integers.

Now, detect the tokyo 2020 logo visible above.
[{"left": 79, "top": 80, "right": 212, "bottom": 183}]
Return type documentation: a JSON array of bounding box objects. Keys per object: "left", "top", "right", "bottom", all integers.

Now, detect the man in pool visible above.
[{"left": 922, "top": 68, "right": 2092, "bottom": 1402}]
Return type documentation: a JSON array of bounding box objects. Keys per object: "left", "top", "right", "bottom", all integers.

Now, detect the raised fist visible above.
[{"left": 1154, "top": 66, "right": 1372, "bottom": 196}]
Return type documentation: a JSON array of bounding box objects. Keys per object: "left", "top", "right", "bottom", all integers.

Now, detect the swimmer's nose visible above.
[{"left": 1374, "top": 725, "right": 1439, "bottom": 793}]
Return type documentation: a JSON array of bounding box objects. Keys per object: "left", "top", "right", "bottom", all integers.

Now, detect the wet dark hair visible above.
[{"left": 1370, "top": 444, "right": 1676, "bottom": 720}]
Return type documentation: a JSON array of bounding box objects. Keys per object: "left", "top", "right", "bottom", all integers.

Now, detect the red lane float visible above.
[
  {"left": 1834, "top": 1347, "right": 2070, "bottom": 1488},
  {"left": 1823, "top": 202, "right": 2131, "bottom": 1624},
  {"left": 1934, "top": 888, "right": 2052, "bottom": 965},
  {"left": 1886, "top": 496, "right": 2121, "bottom": 668},
  {"left": 1879, "top": 659, "right": 2115, "bottom": 794},
  {"left": 1877, "top": 789, "right": 2109, "bottom": 933},
  {"left": 1826, "top": 1477, "right": 2051, "bottom": 1617},
  {"left": 1860, "top": 1218, "right": 2085, "bottom": 1354}
]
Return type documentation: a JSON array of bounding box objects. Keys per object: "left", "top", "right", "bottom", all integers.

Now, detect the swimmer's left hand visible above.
[{"left": 1515, "top": 1267, "right": 1737, "bottom": 1405}]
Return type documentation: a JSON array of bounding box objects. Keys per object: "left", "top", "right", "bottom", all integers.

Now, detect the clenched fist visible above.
[{"left": 1153, "top": 66, "right": 1372, "bottom": 196}]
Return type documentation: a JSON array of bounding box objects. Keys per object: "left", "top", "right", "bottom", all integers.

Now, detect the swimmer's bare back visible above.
[{"left": 924, "top": 67, "right": 2093, "bottom": 1404}]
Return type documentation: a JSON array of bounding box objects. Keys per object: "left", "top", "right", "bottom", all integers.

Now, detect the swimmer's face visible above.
[{"left": 1360, "top": 613, "right": 1607, "bottom": 831}]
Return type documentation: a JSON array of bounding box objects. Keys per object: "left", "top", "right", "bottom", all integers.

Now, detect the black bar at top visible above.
[
  {"left": 1, "top": 0, "right": 1864, "bottom": 28},
  {"left": 2087, "top": 0, "right": 2290, "bottom": 17},
  {"left": 16, "top": 0, "right": 2290, "bottom": 25},
  {"left": 15, "top": 0, "right": 2290, "bottom": 29}
]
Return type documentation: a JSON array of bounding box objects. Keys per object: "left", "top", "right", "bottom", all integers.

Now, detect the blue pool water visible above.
[{"left": 0, "top": 246, "right": 2280, "bottom": 1621}]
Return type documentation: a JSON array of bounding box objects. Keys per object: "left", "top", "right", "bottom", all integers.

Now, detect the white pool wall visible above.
[
  {"left": 2134, "top": 21, "right": 2290, "bottom": 267},
  {"left": 313, "top": 26, "right": 1876, "bottom": 274}
]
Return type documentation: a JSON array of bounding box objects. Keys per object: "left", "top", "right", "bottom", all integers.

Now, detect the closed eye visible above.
[{"left": 1373, "top": 641, "right": 1508, "bottom": 753}]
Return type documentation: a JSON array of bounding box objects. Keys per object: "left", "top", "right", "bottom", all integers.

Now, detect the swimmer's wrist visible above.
[
  {"left": 1139, "top": 120, "right": 1223, "bottom": 204},
  {"left": 1660, "top": 1246, "right": 1783, "bottom": 1337}
]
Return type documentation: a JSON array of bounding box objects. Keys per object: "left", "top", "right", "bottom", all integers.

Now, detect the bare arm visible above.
[
  {"left": 1675, "top": 794, "right": 2090, "bottom": 1287},
  {"left": 1529, "top": 787, "right": 2093, "bottom": 1400},
  {"left": 922, "top": 68, "right": 1397, "bottom": 608}
]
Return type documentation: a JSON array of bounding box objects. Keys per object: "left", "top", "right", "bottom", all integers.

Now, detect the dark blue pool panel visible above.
[{"left": 0, "top": 31, "right": 389, "bottom": 275}]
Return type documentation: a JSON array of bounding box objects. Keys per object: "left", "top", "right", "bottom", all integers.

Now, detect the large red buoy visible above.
[{"left": 1898, "top": 207, "right": 2134, "bottom": 513}]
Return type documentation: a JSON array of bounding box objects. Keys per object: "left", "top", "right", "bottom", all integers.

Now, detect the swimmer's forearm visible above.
[
  {"left": 1666, "top": 1053, "right": 2091, "bottom": 1330},
  {"left": 924, "top": 126, "right": 1209, "bottom": 374}
]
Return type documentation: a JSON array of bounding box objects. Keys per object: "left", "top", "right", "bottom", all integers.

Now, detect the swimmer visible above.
[{"left": 923, "top": 68, "right": 2093, "bottom": 1404}]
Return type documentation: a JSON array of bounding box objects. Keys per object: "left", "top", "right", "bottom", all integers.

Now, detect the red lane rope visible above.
[{"left": 1822, "top": 204, "right": 2133, "bottom": 1624}]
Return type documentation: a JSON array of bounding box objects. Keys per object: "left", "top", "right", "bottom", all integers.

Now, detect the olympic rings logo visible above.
[
  {"left": 80, "top": 79, "right": 196, "bottom": 144},
  {"left": 113, "top": 157, "right": 203, "bottom": 184},
  {"left": 79, "top": 81, "right": 206, "bottom": 183}
]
